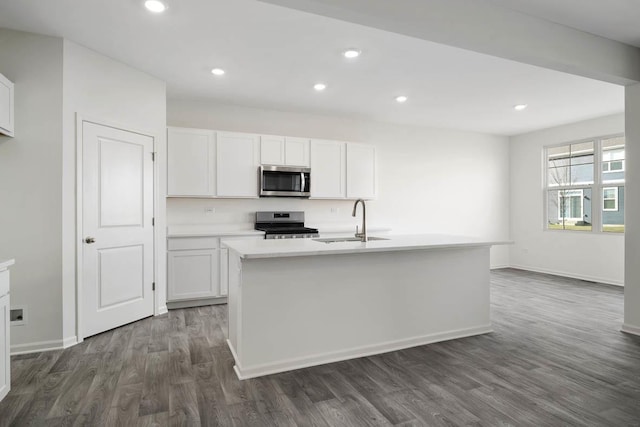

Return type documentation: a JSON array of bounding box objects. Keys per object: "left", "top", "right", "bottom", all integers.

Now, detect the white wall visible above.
[
  {"left": 62, "top": 40, "right": 167, "bottom": 341},
  {"left": 167, "top": 99, "right": 511, "bottom": 268},
  {"left": 509, "top": 113, "right": 625, "bottom": 285},
  {"left": 624, "top": 84, "right": 640, "bottom": 333},
  {"left": 0, "top": 29, "right": 64, "bottom": 349}
]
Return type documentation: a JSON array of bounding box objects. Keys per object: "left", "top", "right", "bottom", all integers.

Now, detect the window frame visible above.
[
  {"left": 558, "top": 189, "right": 584, "bottom": 220},
  {"left": 543, "top": 134, "right": 624, "bottom": 234}
]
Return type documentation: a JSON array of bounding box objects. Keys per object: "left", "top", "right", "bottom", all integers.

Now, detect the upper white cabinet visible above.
[
  {"left": 260, "top": 135, "right": 310, "bottom": 167},
  {"left": 0, "top": 73, "right": 15, "bottom": 137},
  {"left": 167, "top": 127, "right": 216, "bottom": 197},
  {"left": 260, "top": 135, "right": 285, "bottom": 165},
  {"left": 217, "top": 132, "right": 260, "bottom": 198},
  {"left": 310, "top": 140, "right": 346, "bottom": 199},
  {"left": 284, "top": 137, "right": 310, "bottom": 166},
  {"left": 166, "top": 127, "right": 376, "bottom": 200},
  {"left": 346, "top": 143, "right": 377, "bottom": 199}
]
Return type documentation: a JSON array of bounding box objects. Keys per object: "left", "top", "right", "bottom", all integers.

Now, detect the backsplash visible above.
[{"left": 166, "top": 197, "right": 361, "bottom": 229}]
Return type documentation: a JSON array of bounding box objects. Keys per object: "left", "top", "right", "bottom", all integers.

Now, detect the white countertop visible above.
[
  {"left": 167, "top": 225, "right": 264, "bottom": 238},
  {"left": 222, "top": 234, "right": 510, "bottom": 259},
  {"left": 0, "top": 258, "right": 15, "bottom": 271},
  {"left": 167, "top": 223, "right": 391, "bottom": 238}
]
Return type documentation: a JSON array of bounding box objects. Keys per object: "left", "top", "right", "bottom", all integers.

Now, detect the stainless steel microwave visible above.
[{"left": 259, "top": 165, "right": 311, "bottom": 197}]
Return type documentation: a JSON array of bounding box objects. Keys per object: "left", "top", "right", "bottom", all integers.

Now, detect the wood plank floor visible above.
[{"left": 1, "top": 268, "right": 639, "bottom": 426}]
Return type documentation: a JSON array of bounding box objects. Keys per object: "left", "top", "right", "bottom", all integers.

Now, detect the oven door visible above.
[{"left": 260, "top": 166, "right": 311, "bottom": 197}]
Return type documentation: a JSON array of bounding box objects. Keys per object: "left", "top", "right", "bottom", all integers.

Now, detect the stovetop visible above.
[{"left": 255, "top": 211, "right": 319, "bottom": 239}]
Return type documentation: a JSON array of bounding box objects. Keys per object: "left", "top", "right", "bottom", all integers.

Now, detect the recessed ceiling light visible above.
[
  {"left": 211, "top": 68, "right": 225, "bottom": 76},
  {"left": 144, "top": 0, "right": 167, "bottom": 13},
  {"left": 313, "top": 83, "right": 327, "bottom": 91},
  {"left": 514, "top": 104, "right": 528, "bottom": 111},
  {"left": 395, "top": 95, "right": 408, "bottom": 103},
  {"left": 343, "top": 48, "right": 361, "bottom": 59}
]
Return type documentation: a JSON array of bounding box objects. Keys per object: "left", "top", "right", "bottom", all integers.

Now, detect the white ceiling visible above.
[
  {"left": 0, "top": 0, "right": 627, "bottom": 135},
  {"left": 486, "top": 0, "right": 640, "bottom": 48}
]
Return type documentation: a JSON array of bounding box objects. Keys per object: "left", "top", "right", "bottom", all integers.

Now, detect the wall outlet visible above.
[
  {"left": 204, "top": 207, "right": 216, "bottom": 215},
  {"left": 330, "top": 207, "right": 340, "bottom": 214},
  {"left": 10, "top": 306, "right": 27, "bottom": 326}
]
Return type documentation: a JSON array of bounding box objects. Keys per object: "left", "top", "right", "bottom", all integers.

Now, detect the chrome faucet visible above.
[{"left": 352, "top": 199, "right": 367, "bottom": 242}]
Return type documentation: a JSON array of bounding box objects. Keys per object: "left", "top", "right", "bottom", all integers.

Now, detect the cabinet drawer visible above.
[
  {"left": 0, "top": 271, "right": 8, "bottom": 297},
  {"left": 168, "top": 237, "right": 219, "bottom": 251}
]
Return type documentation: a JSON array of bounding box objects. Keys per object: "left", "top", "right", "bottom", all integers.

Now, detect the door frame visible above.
[{"left": 75, "top": 114, "right": 160, "bottom": 343}]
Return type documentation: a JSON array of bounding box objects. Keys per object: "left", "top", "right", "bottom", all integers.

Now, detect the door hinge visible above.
[
  {"left": 151, "top": 152, "right": 156, "bottom": 161},
  {"left": 152, "top": 217, "right": 155, "bottom": 226},
  {"left": 152, "top": 282, "right": 155, "bottom": 291}
]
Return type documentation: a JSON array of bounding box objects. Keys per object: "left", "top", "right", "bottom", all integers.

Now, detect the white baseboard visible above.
[
  {"left": 157, "top": 304, "right": 168, "bottom": 315},
  {"left": 228, "top": 324, "right": 493, "bottom": 380},
  {"left": 63, "top": 336, "right": 78, "bottom": 348},
  {"left": 509, "top": 264, "right": 623, "bottom": 287},
  {"left": 490, "top": 264, "right": 510, "bottom": 270},
  {"left": 167, "top": 297, "right": 227, "bottom": 310},
  {"left": 11, "top": 338, "right": 66, "bottom": 355},
  {"left": 621, "top": 324, "right": 640, "bottom": 336}
]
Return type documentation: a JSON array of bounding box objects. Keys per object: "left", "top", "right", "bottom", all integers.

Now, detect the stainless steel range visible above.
[{"left": 255, "top": 211, "right": 319, "bottom": 239}]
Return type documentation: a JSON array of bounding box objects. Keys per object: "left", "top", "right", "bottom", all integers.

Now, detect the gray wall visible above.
[{"left": 0, "top": 29, "right": 64, "bottom": 348}]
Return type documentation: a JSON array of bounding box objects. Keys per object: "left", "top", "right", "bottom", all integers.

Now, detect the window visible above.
[
  {"left": 545, "top": 136, "right": 624, "bottom": 233},
  {"left": 559, "top": 189, "right": 584, "bottom": 219},
  {"left": 603, "top": 187, "right": 618, "bottom": 211}
]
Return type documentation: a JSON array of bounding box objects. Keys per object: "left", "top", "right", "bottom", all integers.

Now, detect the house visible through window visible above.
[{"left": 545, "top": 135, "right": 624, "bottom": 233}]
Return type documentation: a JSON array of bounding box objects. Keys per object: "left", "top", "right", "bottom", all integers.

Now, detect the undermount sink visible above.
[{"left": 313, "top": 236, "right": 390, "bottom": 243}]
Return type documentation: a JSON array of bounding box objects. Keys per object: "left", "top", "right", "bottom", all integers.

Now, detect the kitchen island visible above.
[{"left": 223, "top": 235, "right": 506, "bottom": 380}]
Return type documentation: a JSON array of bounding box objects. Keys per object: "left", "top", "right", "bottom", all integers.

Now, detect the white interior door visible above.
[{"left": 82, "top": 121, "right": 154, "bottom": 338}]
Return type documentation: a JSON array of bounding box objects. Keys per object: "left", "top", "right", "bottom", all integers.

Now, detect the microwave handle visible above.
[{"left": 301, "top": 172, "right": 306, "bottom": 192}]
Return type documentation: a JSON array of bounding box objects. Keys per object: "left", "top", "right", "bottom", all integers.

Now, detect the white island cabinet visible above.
[
  {"left": 224, "top": 235, "right": 507, "bottom": 380},
  {"left": 0, "top": 73, "right": 15, "bottom": 137},
  {"left": 0, "top": 258, "right": 15, "bottom": 402}
]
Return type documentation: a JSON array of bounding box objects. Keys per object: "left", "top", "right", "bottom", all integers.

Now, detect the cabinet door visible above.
[
  {"left": 346, "top": 143, "right": 377, "bottom": 199},
  {"left": 260, "top": 135, "right": 285, "bottom": 165},
  {"left": 167, "top": 127, "right": 216, "bottom": 197},
  {"left": 0, "top": 73, "right": 14, "bottom": 137},
  {"left": 285, "top": 137, "right": 310, "bottom": 167},
  {"left": 217, "top": 132, "right": 260, "bottom": 198},
  {"left": 310, "top": 140, "right": 346, "bottom": 199},
  {"left": 219, "top": 248, "right": 229, "bottom": 296},
  {"left": 168, "top": 249, "right": 219, "bottom": 301},
  {"left": 0, "top": 293, "right": 9, "bottom": 402}
]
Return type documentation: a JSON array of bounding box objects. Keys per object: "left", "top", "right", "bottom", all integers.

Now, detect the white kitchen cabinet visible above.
[
  {"left": 168, "top": 237, "right": 220, "bottom": 301},
  {"left": 310, "top": 139, "right": 346, "bottom": 199},
  {"left": 0, "top": 73, "right": 15, "bottom": 137},
  {"left": 260, "top": 135, "right": 310, "bottom": 167},
  {"left": 0, "top": 263, "right": 12, "bottom": 403},
  {"left": 167, "top": 127, "right": 216, "bottom": 197},
  {"left": 346, "top": 143, "right": 377, "bottom": 199},
  {"left": 260, "top": 135, "right": 285, "bottom": 165},
  {"left": 284, "top": 137, "right": 310, "bottom": 166},
  {"left": 217, "top": 132, "right": 260, "bottom": 198}
]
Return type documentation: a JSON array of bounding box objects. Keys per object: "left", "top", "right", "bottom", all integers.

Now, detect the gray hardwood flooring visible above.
[{"left": 1, "top": 268, "right": 639, "bottom": 426}]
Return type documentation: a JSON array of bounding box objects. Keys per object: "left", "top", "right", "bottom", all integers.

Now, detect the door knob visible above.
[{"left": 85, "top": 237, "right": 96, "bottom": 244}]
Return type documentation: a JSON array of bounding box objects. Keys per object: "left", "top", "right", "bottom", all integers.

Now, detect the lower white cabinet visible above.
[
  {"left": 0, "top": 267, "right": 11, "bottom": 402},
  {"left": 168, "top": 249, "right": 220, "bottom": 300},
  {"left": 167, "top": 235, "right": 259, "bottom": 304}
]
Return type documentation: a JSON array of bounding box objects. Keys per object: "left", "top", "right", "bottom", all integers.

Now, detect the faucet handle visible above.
[{"left": 355, "top": 225, "right": 359, "bottom": 237}]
